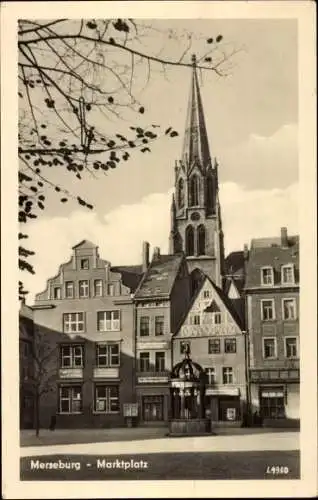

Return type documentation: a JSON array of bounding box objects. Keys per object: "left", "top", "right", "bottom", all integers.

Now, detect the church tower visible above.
[{"left": 169, "top": 54, "right": 225, "bottom": 288}]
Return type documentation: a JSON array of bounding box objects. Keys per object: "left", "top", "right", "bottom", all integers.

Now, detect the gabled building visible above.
[
  {"left": 245, "top": 227, "right": 300, "bottom": 426},
  {"left": 32, "top": 240, "right": 143, "bottom": 428},
  {"left": 172, "top": 272, "right": 247, "bottom": 426},
  {"left": 133, "top": 244, "right": 191, "bottom": 424}
]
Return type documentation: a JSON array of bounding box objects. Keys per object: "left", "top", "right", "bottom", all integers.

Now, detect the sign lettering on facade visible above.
[{"left": 137, "top": 376, "right": 169, "bottom": 384}]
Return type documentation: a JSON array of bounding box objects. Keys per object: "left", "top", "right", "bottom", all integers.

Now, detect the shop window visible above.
[{"left": 260, "top": 388, "right": 285, "bottom": 419}]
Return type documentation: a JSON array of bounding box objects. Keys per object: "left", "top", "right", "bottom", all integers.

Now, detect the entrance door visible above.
[
  {"left": 218, "top": 396, "right": 240, "bottom": 422},
  {"left": 142, "top": 396, "right": 164, "bottom": 421}
]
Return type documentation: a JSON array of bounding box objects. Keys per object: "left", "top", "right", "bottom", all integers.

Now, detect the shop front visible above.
[
  {"left": 205, "top": 386, "right": 243, "bottom": 427},
  {"left": 136, "top": 377, "right": 170, "bottom": 426}
]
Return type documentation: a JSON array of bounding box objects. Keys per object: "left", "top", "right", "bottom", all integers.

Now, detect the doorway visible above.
[{"left": 142, "top": 395, "right": 164, "bottom": 422}]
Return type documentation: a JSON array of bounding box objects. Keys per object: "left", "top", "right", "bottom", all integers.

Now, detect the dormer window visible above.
[
  {"left": 80, "top": 258, "right": 89, "bottom": 270},
  {"left": 281, "top": 264, "right": 295, "bottom": 285},
  {"left": 261, "top": 267, "right": 274, "bottom": 286}
]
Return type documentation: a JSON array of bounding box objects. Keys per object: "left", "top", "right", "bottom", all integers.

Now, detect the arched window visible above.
[
  {"left": 197, "top": 225, "right": 206, "bottom": 255},
  {"left": 189, "top": 175, "right": 199, "bottom": 207},
  {"left": 177, "top": 178, "right": 185, "bottom": 209},
  {"left": 206, "top": 174, "right": 214, "bottom": 214},
  {"left": 185, "top": 225, "right": 195, "bottom": 256}
]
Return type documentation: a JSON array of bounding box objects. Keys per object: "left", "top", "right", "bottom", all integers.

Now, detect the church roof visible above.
[
  {"left": 181, "top": 55, "right": 212, "bottom": 171},
  {"left": 134, "top": 253, "right": 184, "bottom": 299}
]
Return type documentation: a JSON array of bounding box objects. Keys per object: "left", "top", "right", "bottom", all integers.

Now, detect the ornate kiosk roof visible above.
[{"left": 171, "top": 351, "right": 205, "bottom": 384}]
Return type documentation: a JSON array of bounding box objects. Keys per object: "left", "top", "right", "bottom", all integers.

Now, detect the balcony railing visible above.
[{"left": 250, "top": 368, "right": 300, "bottom": 382}]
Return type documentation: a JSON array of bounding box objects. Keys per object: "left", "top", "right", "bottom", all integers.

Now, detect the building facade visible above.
[
  {"left": 245, "top": 227, "right": 300, "bottom": 427},
  {"left": 173, "top": 273, "right": 247, "bottom": 427},
  {"left": 32, "top": 240, "right": 142, "bottom": 428},
  {"left": 134, "top": 245, "right": 191, "bottom": 424},
  {"left": 19, "top": 302, "right": 35, "bottom": 429}
]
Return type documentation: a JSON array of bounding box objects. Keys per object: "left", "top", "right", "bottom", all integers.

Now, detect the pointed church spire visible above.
[{"left": 182, "top": 54, "right": 212, "bottom": 171}]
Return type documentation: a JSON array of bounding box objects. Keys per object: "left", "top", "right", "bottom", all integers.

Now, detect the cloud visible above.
[
  {"left": 23, "top": 182, "right": 299, "bottom": 303},
  {"left": 219, "top": 124, "right": 298, "bottom": 190}
]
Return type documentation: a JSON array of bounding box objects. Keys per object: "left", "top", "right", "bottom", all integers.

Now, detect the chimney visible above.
[
  {"left": 142, "top": 241, "right": 150, "bottom": 272},
  {"left": 281, "top": 227, "right": 288, "bottom": 248},
  {"left": 243, "top": 243, "right": 249, "bottom": 260},
  {"left": 153, "top": 246, "right": 160, "bottom": 261}
]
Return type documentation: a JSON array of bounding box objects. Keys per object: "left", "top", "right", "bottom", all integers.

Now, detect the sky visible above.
[{"left": 20, "top": 18, "right": 299, "bottom": 303}]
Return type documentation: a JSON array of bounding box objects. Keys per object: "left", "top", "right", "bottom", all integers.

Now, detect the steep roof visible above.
[
  {"left": 175, "top": 272, "right": 245, "bottom": 335},
  {"left": 181, "top": 55, "right": 212, "bottom": 171},
  {"left": 134, "top": 253, "right": 184, "bottom": 299},
  {"left": 246, "top": 234, "right": 299, "bottom": 289},
  {"left": 111, "top": 265, "right": 144, "bottom": 293},
  {"left": 224, "top": 251, "right": 245, "bottom": 276}
]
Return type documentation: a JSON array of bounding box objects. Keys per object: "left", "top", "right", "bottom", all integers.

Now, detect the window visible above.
[
  {"left": 189, "top": 314, "right": 200, "bottom": 325},
  {"left": 205, "top": 367, "right": 216, "bottom": 385},
  {"left": 189, "top": 174, "right": 199, "bottom": 206},
  {"left": 96, "top": 344, "right": 120, "bottom": 367},
  {"left": 140, "top": 316, "right": 150, "bottom": 336},
  {"left": 54, "top": 287, "right": 61, "bottom": 299},
  {"left": 180, "top": 341, "right": 191, "bottom": 355},
  {"left": 97, "top": 311, "right": 120, "bottom": 332},
  {"left": 185, "top": 225, "right": 195, "bottom": 256},
  {"left": 197, "top": 225, "right": 206, "bottom": 255},
  {"left": 80, "top": 258, "right": 89, "bottom": 270},
  {"left": 260, "top": 387, "right": 285, "bottom": 419},
  {"left": 261, "top": 299, "right": 275, "bottom": 321},
  {"left": 263, "top": 338, "right": 277, "bottom": 359},
  {"left": 213, "top": 312, "right": 222, "bottom": 324},
  {"left": 224, "top": 338, "right": 236, "bottom": 353},
  {"left": 139, "top": 352, "right": 150, "bottom": 372},
  {"left": 206, "top": 174, "right": 214, "bottom": 215},
  {"left": 94, "top": 385, "right": 119, "bottom": 413},
  {"left": 155, "top": 316, "right": 164, "bottom": 336},
  {"left": 281, "top": 265, "right": 295, "bottom": 285},
  {"left": 208, "top": 339, "right": 220, "bottom": 354},
  {"left": 107, "top": 284, "right": 115, "bottom": 296},
  {"left": 282, "top": 298, "right": 297, "bottom": 320},
  {"left": 203, "top": 290, "right": 210, "bottom": 298},
  {"left": 63, "top": 312, "right": 85, "bottom": 333},
  {"left": 155, "top": 352, "right": 165, "bottom": 372},
  {"left": 59, "top": 386, "right": 82, "bottom": 414},
  {"left": 285, "top": 337, "right": 298, "bottom": 358},
  {"left": 178, "top": 178, "right": 185, "bottom": 209},
  {"left": 60, "top": 345, "right": 84, "bottom": 368},
  {"left": 261, "top": 267, "right": 274, "bottom": 286},
  {"left": 94, "top": 279, "right": 103, "bottom": 297},
  {"left": 79, "top": 280, "right": 89, "bottom": 298},
  {"left": 222, "top": 367, "right": 233, "bottom": 384},
  {"left": 65, "top": 281, "right": 74, "bottom": 299}
]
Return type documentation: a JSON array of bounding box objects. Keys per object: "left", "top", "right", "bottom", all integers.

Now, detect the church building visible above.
[{"left": 169, "top": 54, "right": 247, "bottom": 426}]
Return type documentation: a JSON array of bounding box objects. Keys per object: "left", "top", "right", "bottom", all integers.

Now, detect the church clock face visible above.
[{"left": 190, "top": 212, "right": 200, "bottom": 221}]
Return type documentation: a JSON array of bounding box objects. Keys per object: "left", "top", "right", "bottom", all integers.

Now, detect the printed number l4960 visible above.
[{"left": 266, "top": 466, "right": 289, "bottom": 475}]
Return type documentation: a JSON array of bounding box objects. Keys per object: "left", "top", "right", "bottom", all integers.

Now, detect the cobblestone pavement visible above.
[{"left": 20, "top": 431, "right": 299, "bottom": 457}]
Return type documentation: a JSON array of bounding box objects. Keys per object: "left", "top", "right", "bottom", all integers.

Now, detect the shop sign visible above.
[{"left": 138, "top": 376, "right": 169, "bottom": 384}]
